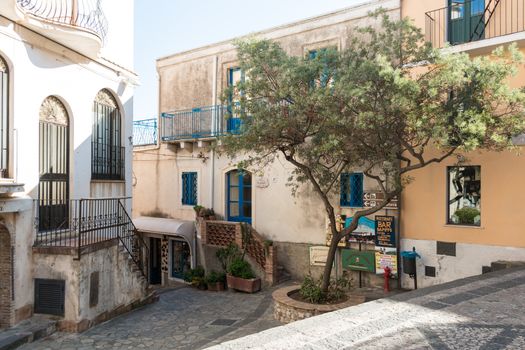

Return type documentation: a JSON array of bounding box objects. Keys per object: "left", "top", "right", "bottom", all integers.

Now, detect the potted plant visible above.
[
  {"left": 226, "top": 257, "right": 261, "bottom": 293},
  {"left": 183, "top": 266, "right": 206, "bottom": 290},
  {"left": 205, "top": 270, "right": 226, "bottom": 291}
]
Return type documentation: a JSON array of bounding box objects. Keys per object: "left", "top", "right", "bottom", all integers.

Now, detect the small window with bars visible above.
[
  {"left": 340, "top": 173, "right": 364, "bottom": 207},
  {"left": 182, "top": 172, "right": 197, "bottom": 206}
]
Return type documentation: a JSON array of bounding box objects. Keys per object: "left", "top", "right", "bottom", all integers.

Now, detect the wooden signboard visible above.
[{"left": 341, "top": 249, "right": 375, "bottom": 273}]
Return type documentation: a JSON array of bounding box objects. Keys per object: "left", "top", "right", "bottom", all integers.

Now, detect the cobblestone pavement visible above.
[
  {"left": 21, "top": 286, "right": 281, "bottom": 350},
  {"left": 211, "top": 267, "right": 525, "bottom": 350}
]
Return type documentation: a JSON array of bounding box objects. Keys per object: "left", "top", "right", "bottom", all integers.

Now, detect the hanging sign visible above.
[
  {"left": 341, "top": 249, "right": 375, "bottom": 273},
  {"left": 375, "top": 247, "right": 398, "bottom": 275},
  {"left": 363, "top": 192, "right": 398, "bottom": 209},
  {"left": 375, "top": 215, "right": 396, "bottom": 248}
]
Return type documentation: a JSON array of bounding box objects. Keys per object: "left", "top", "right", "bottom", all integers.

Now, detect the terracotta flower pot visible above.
[
  {"left": 207, "top": 281, "right": 225, "bottom": 292},
  {"left": 226, "top": 274, "right": 261, "bottom": 293}
]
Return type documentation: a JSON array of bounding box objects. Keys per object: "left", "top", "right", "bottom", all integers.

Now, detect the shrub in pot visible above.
[
  {"left": 205, "top": 270, "right": 226, "bottom": 291},
  {"left": 183, "top": 266, "right": 206, "bottom": 289},
  {"left": 226, "top": 258, "right": 261, "bottom": 293}
]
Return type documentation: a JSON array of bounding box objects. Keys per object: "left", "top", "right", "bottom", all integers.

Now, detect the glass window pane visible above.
[
  {"left": 448, "top": 166, "right": 481, "bottom": 225},
  {"left": 230, "top": 202, "right": 239, "bottom": 217},
  {"left": 229, "top": 186, "right": 239, "bottom": 201},
  {"left": 243, "top": 203, "right": 252, "bottom": 218},
  {"left": 229, "top": 171, "right": 239, "bottom": 186},
  {"left": 243, "top": 187, "right": 251, "bottom": 201},
  {"left": 242, "top": 172, "right": 251, "bottom": 186},
  {"left": 230, "top": 69, "right": 243, "bottom": 86}
]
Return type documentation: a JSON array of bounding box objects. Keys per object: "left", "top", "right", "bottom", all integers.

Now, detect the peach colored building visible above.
[{"left": 399, "top": 0, "right": 525, "bottom": 288}]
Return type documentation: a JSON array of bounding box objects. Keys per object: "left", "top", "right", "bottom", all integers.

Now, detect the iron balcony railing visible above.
[
  {"left": 16, "top": 0, "right": 108, "bottom": 41},
  {"left": 34, "top": 197, "right": 149, "bottom": 277},
  {"left": 160, "top": 105, "right": 244, "bottom": 142},
  {"left": 425, "top": 0, "right": 523, "bottom": 49},
  {"left": 133, "top": 118, "right": 157, "bottom": 146}
]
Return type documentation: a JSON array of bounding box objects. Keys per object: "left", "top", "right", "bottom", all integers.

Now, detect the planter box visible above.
[
  {"left": 226, "top": 274, "right": 261, "bottom": 293},
  {"left": 207, "top": 281, "right": 225, "bottom": 292}
]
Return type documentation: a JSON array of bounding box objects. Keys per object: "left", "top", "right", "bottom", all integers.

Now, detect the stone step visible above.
[{"left": 0, "top": 315, "right": 57, "bottom": 350}]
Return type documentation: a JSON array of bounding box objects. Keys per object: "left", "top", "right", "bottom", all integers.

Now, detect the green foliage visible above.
[
  {"left": 216, "top": 243, "right": 242, "bottom": 271},
  {"left": 228, "top": 258, "right": 256, "bottom": 279},
  {"left": 299, "top": 275, "right": 324, "bottom": 304},
  {"left": 219, "top": 11, "right": 525, "bottom": 291},
  {"left": 183, "top": 265, "right": 205, "bottom": 283},
  {"left": 300, "top": 275, "right": 350, "bottom": 304},
  {"left": 205, "top": 270, "right": 226, "bottom": 284},
  {"left": 453, "top": 207, "right": 480, "bottom": 225},
  {"left": 193, "top": 205, "right": 204, "bottom": 214}
]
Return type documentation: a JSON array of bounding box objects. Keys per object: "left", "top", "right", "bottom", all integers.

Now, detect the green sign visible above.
[{"left": 341, "top": 249, "right": 375, "bottom": 273}]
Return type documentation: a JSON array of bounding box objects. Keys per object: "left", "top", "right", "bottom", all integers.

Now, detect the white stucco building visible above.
[{"left": 0, "top": 0, "right": 150, "bottom": 332}]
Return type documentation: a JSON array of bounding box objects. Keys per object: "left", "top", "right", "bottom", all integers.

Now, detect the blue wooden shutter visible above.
[
  {"left": 349, "top": 173, "right": 363, "bottom": 207},
  {"left": 340, "top": 173, "right": 363, "bottom": 207},
  {"left": 340, "top": 173, "right": 350, "bottom": 206},
  {"left": 182, "top": 172, "right": 197, "bottom": 205}
]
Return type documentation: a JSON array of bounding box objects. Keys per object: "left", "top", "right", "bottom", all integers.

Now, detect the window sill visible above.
[{"left": 444, "top": 224, "right": 484, "bottom": 230}]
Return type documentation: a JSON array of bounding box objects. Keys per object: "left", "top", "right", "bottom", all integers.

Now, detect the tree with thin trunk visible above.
[{"left": 220, "top": 12, "right": 525, "bottom": 294}]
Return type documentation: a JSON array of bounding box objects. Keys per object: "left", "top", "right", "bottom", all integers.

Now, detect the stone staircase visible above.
[
  {"left": 199, "top": 219, "right": 292, "bottom": 286},
  {"left": 117, "top": 244, "right": 150, "bottom": 293}
]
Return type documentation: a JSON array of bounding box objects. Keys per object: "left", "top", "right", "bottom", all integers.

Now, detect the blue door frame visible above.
[
  {"left": 227, "top": 67, "right": 243, "bottom": 133},
  {"left": 227, "top": 170, "right": 252, "bottom": 223}
]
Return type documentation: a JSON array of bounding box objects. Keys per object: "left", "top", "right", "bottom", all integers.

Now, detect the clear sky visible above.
[{"left": 133, "top": 0, "right": 367, "bottom": 120}]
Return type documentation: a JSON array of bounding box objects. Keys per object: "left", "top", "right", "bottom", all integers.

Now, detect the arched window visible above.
[
  {"left": 227, "top": 169, "right": 252, "bottom": 223},
  {"left": 92, "top": 89, "right": 123, "bottom": 180},
  {"left": 38, "top": 96, "right": 70, "bottom": 231},
  {"left": 0, "top": 56, "right": 9, "bottom": 178}
]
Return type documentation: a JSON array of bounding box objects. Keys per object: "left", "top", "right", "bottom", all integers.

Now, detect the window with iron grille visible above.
[
  {"left": 0, "top": 56, "right": 9, "bottom": 178},
  {"left": 340, "top": 173, "right": 364, "bottom": 207},
  {"left": 92, "top": 89, "right": 123, "bottom": 180},
  {"left": 182, "top": 172, "right": 197, "bottom": 206}
]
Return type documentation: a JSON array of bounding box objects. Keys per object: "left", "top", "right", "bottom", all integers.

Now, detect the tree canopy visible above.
[{"left": 220, "top": 11, "right": 525, "bottom": 293}]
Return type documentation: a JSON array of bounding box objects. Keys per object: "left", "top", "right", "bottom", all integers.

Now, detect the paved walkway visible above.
[
  {"left": 210, "top": 267, "right": 525, "bottom": 349},
  {"left": 21, "top": 286, "right": 281, "bottom": 350}
]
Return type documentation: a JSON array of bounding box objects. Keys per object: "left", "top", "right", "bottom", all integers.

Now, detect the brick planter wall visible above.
[{"left": 272, "top": 285, "right": 366, "bottom": 324}]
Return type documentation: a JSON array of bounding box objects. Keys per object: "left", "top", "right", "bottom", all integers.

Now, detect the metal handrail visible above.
[
  {"left": 425, "top": 0, "right": 524, "bottom": 49},
  {"left": 34, "top": 196, "right": 149, "bottom": 278},
  {"left": 16, "top": 0, "right": 108, "bottom": 41}
]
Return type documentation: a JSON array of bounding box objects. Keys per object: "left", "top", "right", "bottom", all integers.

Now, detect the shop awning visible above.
[{"left": 133, "top": 216, "right": 195, "bottom": 242}]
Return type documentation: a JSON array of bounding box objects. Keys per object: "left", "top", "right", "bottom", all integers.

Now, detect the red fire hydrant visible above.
[{"left": 383, "top": 266, "right": 391, "bottom": 293}]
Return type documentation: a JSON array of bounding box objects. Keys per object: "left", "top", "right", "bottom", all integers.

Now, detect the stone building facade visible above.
[{"left": 133, "top": 0, "right": 401, "bottom": 287}]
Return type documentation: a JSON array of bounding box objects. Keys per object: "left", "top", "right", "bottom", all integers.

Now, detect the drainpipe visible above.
[{"left": 210, "top": 55, "right": 218, "bottom": 210}]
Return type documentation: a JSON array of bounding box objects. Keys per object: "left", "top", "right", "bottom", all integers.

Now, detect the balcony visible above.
[
  {"left": 133, "top": 118, "right": 157, "bottom": 147},
  {"left": 425, "top": 0, "right": 525, "bottom": 50},
  {"left": 160, "top": 105, "right": 241, "bottom": 143},
  {"left": 0, "top": 0, "right": 108, "bottom": 56}
]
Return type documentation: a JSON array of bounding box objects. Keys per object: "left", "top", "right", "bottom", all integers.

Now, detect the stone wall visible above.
[
  {"left": 272, "top": 285, "right": 365, "bottom": 324},
  {"left": 33, "top": 241, "right": 150, "bottom": 332}
]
